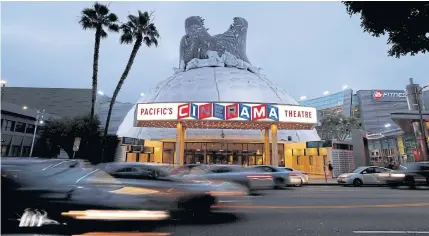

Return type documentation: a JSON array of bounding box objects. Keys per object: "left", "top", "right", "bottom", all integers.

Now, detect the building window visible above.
[
  {"left": 26, "top": 124, "right": 35, "bottom": 134},
  {"left": 162, "top": 142, "right": 175, "bottom": 164},
  {"left": 4, "top": 120, "right": 15, "bottom": 131},
  {"left": 11, "top": 145, "right": 21, "bottom": 156},
  {"left": 1, "top": 145, "right": 9, "bottom": 156},
  {"left": 22, "top": 146, "right": 31, "bottom": 157},
  {"left": 15, "top": 122, "right": 26, "bottom": 133}
]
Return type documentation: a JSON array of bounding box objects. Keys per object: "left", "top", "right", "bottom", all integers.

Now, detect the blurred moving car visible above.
[
  {"left": 172, "top": 164, "right": 274, "bottom": 193},
  {"left": 336, "top": 166, "right": 393, "bottom": 187},
  {"left": 282, "top": 167, "right": 309, "bottom": 186},
  {"left": 1, "top": 162, "right": 246, "bottom": 233},
  {"left": 0, "top": 164, "right": 168, "bottom": 233},
  {"left": 252, "top": 165, "right": 302, "bottom": 188},
  {"left": 98, "top": 162, "right": 250, "bottom": 211},
  {"left": 384, "top": 162, "right": 429, "bottom": 189}
]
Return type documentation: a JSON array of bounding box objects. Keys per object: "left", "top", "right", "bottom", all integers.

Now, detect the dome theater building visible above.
[{"left": 117, "top": 16, "right": 321, "bottom": 168}]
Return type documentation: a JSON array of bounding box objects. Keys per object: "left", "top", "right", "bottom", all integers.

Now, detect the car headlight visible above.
[{"left": 338, "top": 175, "right": 351, "bottom": 178}]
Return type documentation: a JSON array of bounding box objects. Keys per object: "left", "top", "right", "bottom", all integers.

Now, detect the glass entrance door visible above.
[{"left": 245, "top": 155, "right": 263, "bottom": 166}]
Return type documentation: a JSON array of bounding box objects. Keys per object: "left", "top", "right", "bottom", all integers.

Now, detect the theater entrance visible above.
[{"left": 182, "top": 142, "right": 274, "bottom": 166}]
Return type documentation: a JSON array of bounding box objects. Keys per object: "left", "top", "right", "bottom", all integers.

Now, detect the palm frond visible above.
[
  {"left": 138, "top": 11, "right": 150, "bottom": 26},
  {"left": 120, "top": 33, "right": 134, "bottom": 44},
  {"left": 94, "top": 2, "right": 109, "bottom": 16},
  {"left": 106, "top": 13, "right": 118, "bottom": 23},
  {"left": 128, "top": 14, "right": 139, "bottom": 27},
  {"left": 108, "top": 23, "right": 120, "bottom": 32},
  {"left": 100, "top": 29, "right": 108, "bottom": 38},
  {"left": 81, "top": 8, "right": 97, "bottom": 19},
  {"left": 79, "top": 16, "right": 97, "bottom": 30}
]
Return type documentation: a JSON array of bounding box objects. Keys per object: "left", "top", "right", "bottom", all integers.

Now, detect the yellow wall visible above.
[
  {"left": 397, "top": 136, "right": 405, "bottom": 156},
  {"left": 284, "top": 142, "right": 330, "bottom": 175},
  {"left": 126, "top": 153, "right": 137, "bottom": 162},
  {"left": 143, "top": 140, "right": 163, "bottom": 163}
]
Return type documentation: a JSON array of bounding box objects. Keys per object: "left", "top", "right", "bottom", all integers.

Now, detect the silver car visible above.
[
  {"left": 252, "top": 165, "right": 302, "bottom": 188},
  {"left": 337, "top": 166, "right": 393, "bottom": 187},
  {"left": 98, "top": 162, "right": 250, "bottom": 212},
  {"left": 282, "top": 167, "right": 309, "bottom": 185},
  {"left": 173, "top": 165, "right": 274, "bottom": 194}
]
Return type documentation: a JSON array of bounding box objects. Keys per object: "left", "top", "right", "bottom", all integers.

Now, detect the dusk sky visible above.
[{"left": 2, "top": 1, "right": 427, "bottom": 103}]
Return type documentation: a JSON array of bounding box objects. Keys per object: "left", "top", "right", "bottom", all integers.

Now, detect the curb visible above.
[{"left": 306, "top": 183, "right": 340, "bottom": 186}]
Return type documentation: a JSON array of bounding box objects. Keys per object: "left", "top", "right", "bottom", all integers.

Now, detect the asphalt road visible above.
[
  {"left": 153, "top": 185, "right": 429, "bottom": 236},
  {"left": 6, "top": 185, "right": 429, "bottom": 236}
]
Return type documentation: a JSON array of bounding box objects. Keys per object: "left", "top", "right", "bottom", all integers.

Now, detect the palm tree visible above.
[
  {"left": 79, "top": 2, "right": 119, "bottom": 124},
  {"left": 103, "top": 11, "right": 160, "bottom": 137}
]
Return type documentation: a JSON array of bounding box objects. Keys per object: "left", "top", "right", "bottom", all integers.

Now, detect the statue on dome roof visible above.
[{"left": 179, "top": 16, "right": 251, "bottom": 70}]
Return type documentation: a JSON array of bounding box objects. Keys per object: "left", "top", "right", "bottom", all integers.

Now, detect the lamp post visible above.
[
  {"left": 24, "top": 107, "right": 45, "bottom": 157},
  {"left": 415, "top": 85, "right": 429, "bottom": 161}
]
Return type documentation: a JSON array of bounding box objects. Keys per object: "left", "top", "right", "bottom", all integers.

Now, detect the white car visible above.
[
  {"left": 252, "top": 165, "right": 303, "bottom": 188},
  {"left": 337, "top": 166, "right": 393, "bottom": 187}
]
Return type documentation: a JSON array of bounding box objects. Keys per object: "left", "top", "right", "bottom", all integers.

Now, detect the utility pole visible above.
[
  {"left": 29, "top": 109, "right": 45, "bottom": 157},
  {"left": 415, "top": 86, "right": 429, "bottom": 161}
]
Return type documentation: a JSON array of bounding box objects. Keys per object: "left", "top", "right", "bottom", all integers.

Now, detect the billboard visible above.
[
  {"left": 371, "top": 89, "right": 407, "bottom": 102},
  {"left": 136, "top": 102, "right": 318, "bottom": 124}
]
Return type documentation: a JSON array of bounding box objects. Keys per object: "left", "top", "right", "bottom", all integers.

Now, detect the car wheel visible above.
[
  {"left": 353, "top": 179, "right": 363, "bottom": 187},
  {"left": 274, "top": 178, "right": 285, "bottom": 189},
  {"left": 295, "top": 179, "right": 303, "bottom": 187},
  {"left": 389, "top": 183, "right": 400, "bottom": 189},
  {"left": 405, "top": 176, "right": 416, "bottom": 189}
]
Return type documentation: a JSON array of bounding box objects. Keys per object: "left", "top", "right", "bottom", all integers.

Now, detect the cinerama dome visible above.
[{"left": 117, "top": 16, "right": 320, "bottom": 142}]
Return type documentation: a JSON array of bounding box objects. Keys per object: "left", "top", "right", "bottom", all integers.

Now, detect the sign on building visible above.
[{"left": 372, "top": 90, "right": 407, "bottom": 102}]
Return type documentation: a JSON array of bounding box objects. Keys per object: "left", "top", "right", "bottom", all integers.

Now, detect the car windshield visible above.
[
  {"left": 352, "top": 167, "right": 366, "bottom": 173},
  {"left": 52, "top": 167, "right": 120, "bottom": 185}
]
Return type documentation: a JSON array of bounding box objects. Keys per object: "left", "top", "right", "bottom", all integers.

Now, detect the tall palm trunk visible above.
[
  {"left": 90, "top": 28, "right": 102, "bottom": 124},
  {"left": 104, "top": 36, "right": 143, "bottom": 138}
]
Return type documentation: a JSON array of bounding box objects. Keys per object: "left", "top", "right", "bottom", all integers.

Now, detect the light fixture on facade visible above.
[
  {"left": 385, "top": 123, "right": 391, "bottom": 128},
  {"left": 23, "top": 106, "right": 28, "bottom": 110},
  {"left": 97, "top": 91, "right": 104, "bottom": 95}
]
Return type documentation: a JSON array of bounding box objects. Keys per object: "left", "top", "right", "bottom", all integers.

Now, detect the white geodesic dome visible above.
[{"left": 117, "top": 67, "right": 320, "bottom": 142}]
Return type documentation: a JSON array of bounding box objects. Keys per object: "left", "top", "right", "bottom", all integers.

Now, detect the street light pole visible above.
[
  {"left": 29, "top": 109, "right": 45, "bottom": 157},
  {"left": 415, "top": 86, "right": 429, "bottom": 161}
]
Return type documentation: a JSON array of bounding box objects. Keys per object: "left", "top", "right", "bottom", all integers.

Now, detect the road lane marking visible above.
[
  {"left": 354, "top": 231, "right": 429, "bottom": 234},
  {"left": 74, "top": 233, "right": 171, "bottom": 236},
  {"left": 213, "top": 202, "right": 429, "bottom": 209}
]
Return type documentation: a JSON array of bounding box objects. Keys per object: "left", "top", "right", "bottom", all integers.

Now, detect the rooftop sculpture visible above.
[{"left": 176, "top": 16, "right": 257, "bottom": 73}]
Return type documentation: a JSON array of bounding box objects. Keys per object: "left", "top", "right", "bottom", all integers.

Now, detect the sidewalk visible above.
[{"left": 307, "top": 174, "right": 339, "bottom": 185}]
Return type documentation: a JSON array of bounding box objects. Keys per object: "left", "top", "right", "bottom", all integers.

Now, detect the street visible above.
[
  {"left": 148, "top": 186, "right": 429, "bottom": 236},
  {"left": 5, "top": 185, "right": 429, "bottom": 236}
]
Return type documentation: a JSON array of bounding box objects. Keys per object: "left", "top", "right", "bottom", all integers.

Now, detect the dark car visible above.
[
  {"left": 0, "top": 163, "right": 200, "bottom": 233},
  {"left": 384, "top": 162, "right": 429, "bottom": 188}
]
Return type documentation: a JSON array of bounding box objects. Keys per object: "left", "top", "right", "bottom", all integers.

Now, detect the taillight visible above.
[
  {"left": 302, "top": 172, "right": 307, "bottom": 175},
  {"left": 247, "top": 174, "right": 272, "bottom": 179},
  {"left": 289, "top": 173, "right": 300, "bottom": 177}
]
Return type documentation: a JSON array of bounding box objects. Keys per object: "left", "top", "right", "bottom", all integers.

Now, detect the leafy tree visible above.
[
  {"left": 316, "top": 114, "right": 362, "bottom": 141},
  {"left": 34, "top": 114, "right": 119, "bottom": 164},
  {"left": 104, "top": 10, "right": 160, "bottom": 137},
  {"left": 79, "top": 2, "right": 120, "bottom": 124},
  {"left": 343, "top": 2, "right": 429, "bottom": 58}
]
